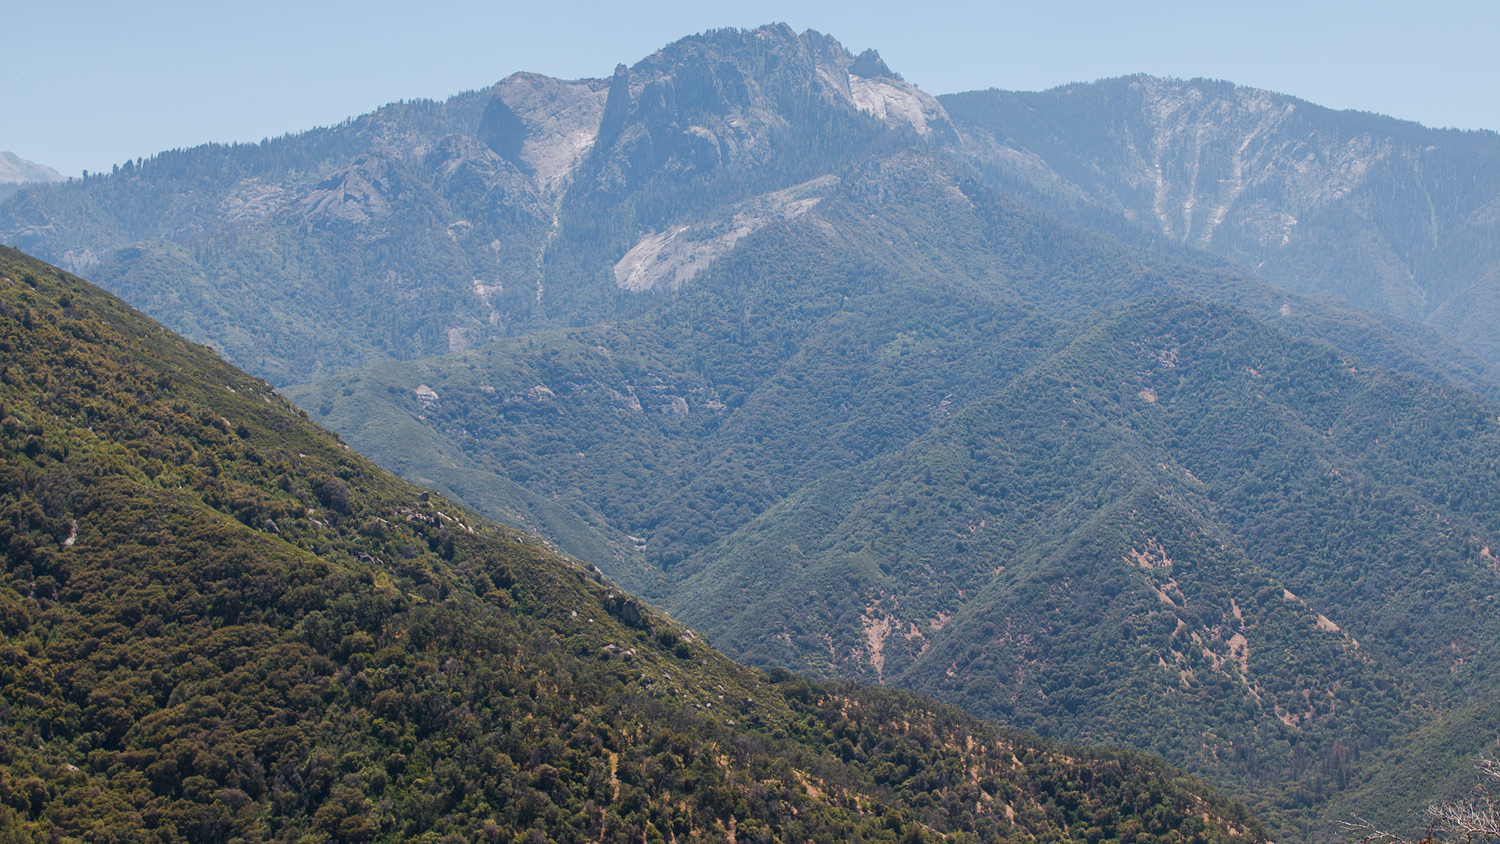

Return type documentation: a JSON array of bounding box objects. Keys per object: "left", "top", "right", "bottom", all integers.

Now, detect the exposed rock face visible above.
[
  {"left": 476, "top": 96, "right": 529, "bottom": 169},
  {"left": 582, "top": 26, "right": 815, "bottom": 197},
  {"left": 848, "top": 48, "right": 898, "bottom": 80},
  {"left": 843, "top": 48, "right": 954, "bottom": 140},
  {"left": 298, "top": 153, "right": 404, "bottom": 233},
  {"left": 942, "top": 75, "right": 1500, "bottom": 355},
  {"left": 950, "top": 76, "right": 1383, "bottom": 246},
  {"left": 484, "top": 73, "right": 611, "bottom": 196},
  {"left": 849, "top": 75, "right": 953, "bottom": 139},
  {"left": 578, "top": 25, "right": 952, "bottom": 200},
  {"left": 58, "top": 247, "right": 99, "bottom": 274},
  {"left": 613, "top": 175, "right": 835, "bottom": 291},
  {"left": 218, "top": 179, "right": 290, "bottom": 223}
]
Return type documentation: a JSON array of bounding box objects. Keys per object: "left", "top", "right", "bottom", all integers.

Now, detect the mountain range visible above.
[
  {"left": 4, "top": 22, "right": 1500, "bottom": 843},
  {"left": 6, "top": 26, "right": 1497, "bottom": 384}
]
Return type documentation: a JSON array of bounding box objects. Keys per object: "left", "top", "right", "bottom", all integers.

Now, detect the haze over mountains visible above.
[
  {"left": 0, "top": 153, "right": 62, "bottom": 185},
  {"left": 942, "top": 80, "right": 1500, "bottom": 363},
  {"left": 6, "top": 25, "right": 1498, "bottom": 383},
  {"left": 0, "top": 152, "right": 64, "bottom": 204},
  {"left": 4, "top": 22, "right": 1500, "bottom": 844}
]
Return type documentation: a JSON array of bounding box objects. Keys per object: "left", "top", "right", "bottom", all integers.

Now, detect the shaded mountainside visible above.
[
  {"left": 290, "top": 153, "right": 1500, "bottom": 599},
  {"left": 667, "top": 297, "right": 1500, "bottom": 838},
  {"left": 0, "top": 246, "right": 1268, "bottom": 841},
  {"left": 1318, "top": 687, "right": 1500, "bottom": 841},
  {"left": 0, "top": 89, "right": 555, "bottom": 385},
  {"left": 941, "top": 76, "right": 1500, "bottom": 364}
]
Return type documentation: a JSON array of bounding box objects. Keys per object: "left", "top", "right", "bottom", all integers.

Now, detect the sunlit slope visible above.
[
  {"left": 0, "top": 246, "right": 1263, "bottom": 843},
  {"left": 670, "top": 297, "right": 1500, "bottom": 837}
]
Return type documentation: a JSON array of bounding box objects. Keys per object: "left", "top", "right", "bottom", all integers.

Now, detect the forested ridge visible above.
[
  {"left": 288, "top": 192, "right": 1500, "bottom": 841},
  {"left": 693, "top": 296, "right": 1500, "bottom": 838},
  {"left": 11, "top": 26, "right": 1496, "bottom": 384},
  {"left": 0, "top": 246, "right": 1266, "bottom": 841},
  {"left": 0, "top": 26, "right": 931, "bottom": 387},
  {"left": 0, "top": 88, "right": 550, "bottom": 385}
]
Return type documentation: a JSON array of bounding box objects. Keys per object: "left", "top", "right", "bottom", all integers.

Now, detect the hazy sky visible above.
[{"left": 5, "top": 0, "right": 1496, "bottom": 178}]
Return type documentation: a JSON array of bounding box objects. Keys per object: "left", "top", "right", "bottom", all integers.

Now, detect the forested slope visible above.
[
  {"left": 6, "top": 22, "right": 1500, "bottom": 844},
  {"left": 288, "top": 148, "right": 1500, "bottom": 597},
  {"left": 0, "top": 246, "right": 1266, "bottom": 841},
  {"left": 287, "top": 173, "right": 1500, "bottom": 840},
  {"left": 669, "top": 296, "right": 1500, "bottom": 837}
]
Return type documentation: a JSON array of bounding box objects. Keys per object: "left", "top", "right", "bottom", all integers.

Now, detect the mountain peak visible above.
[
  {"left": 849, "top": 48, "right": 900, "bottom": 81},
  {"left": 0, "top": 151, "right": 64, "bottom": 185}
]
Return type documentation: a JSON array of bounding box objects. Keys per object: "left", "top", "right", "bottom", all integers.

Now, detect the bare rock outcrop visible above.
[{"left": 614, "top": 175, "right": 836, "bottom": 292}]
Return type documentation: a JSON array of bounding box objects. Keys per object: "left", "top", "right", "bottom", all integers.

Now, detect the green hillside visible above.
[
  {"left": 285, "top": 189, "right": 1500, "bottom": 841},
  {"left": 0, "top": 93, "right": 546, "bottom": 386},
  {"left": 1317, "top": 687, "right": 1500, "bottom": 839},
  {"left": 288, "top": 153, "right": 1500, "bottom": 595},
  {"left": 0, "top": 246, "right": 1267, "bottom": 841},
  {"left": 668, "top": 296, "right": 1500, "bottom": 837}
]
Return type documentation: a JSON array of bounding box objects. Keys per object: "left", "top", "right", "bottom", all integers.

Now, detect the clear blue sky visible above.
[{"left": 5, "top": 0, "right": 1496, "bottom": 178}]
